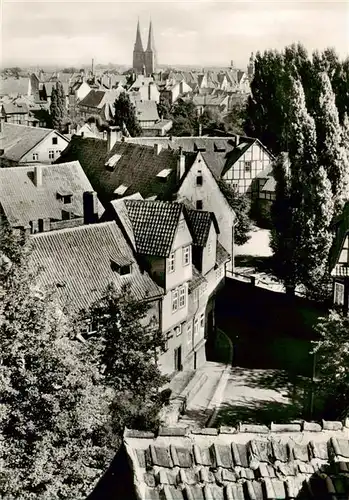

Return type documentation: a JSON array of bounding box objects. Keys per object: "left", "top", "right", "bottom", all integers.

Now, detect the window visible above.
[
  {"left": 245, "top": 161, "right": 252, "bottom": 172},
  {"left": 56, "top": 150, "right": 62, "bottom": 156},
  {"left": 168, "top": 252, "right": 175, "bottom": 273},
  {"left": 200, "top": 313, "right": 205, "bottom": 329},
  {"left": 48, "top": 150, "right": 55, "bottom": 160},
  {"left": 52, "top": 137, "right": 58, "bottom": 145},
  {"left": 194, "top": 318, "right": 199, "bottom": 336},
  {"left": 175, "top": 324, "right": 182, "bottom": 337},
  {"left": 196, "top": 174, "right": 203, "bottom": 186},
  {"left": 63, "top": 195, "right": 72, "bottom": 204},
  {"left": 186, "top": 322, "right": 193, "bottom": 345},
  {"left": 172, "top": 289, "right": 179, "bottom": 312},
  {"left": 183, "top": 246, "right": 191, "bottom": 266},
  {"left": 119, "top": 265, "right": 131, "bottom": 275},
  {"left": 32, "top": 153, "right": 39, "bottom": 161},
  {"left": 196, "top": 200, "right": 203, "bottom": 210},
  {"left": 208, "top": 241, "right": 212, "bottom": 255},
  {"left": 179, "top": 286, "right": 186, "bottom": 308},
  {"left": 334, "top": 282, "right": 345, "bottom": 306}
]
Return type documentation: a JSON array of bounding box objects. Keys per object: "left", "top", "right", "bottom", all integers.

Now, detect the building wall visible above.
[
  {"left": 223, "top": 142, "right": 272, "bottom": 196},
  {"left": 4, "top": 113, "right": 29, "bottom": 125},
  {"left": 76, "top": 82, "right": 91, "bottom": 101},
  {"left": 20, "top": 132, "right": 69, "bottom": 164},
  {"left": 202, "top": 224, "right": 217, "bottom": 276},
  {"left": 165, "top": 215, "right": 193, "bottom": 293},
  {"left": 177, "top": 153, "right": 235, "bottom": 268}
]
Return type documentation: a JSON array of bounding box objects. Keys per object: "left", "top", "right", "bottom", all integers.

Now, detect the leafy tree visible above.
[
  {"left": 315, "top": 72, "right": 349, "bottom": 209},
  {"left": 271, "top": 79, "right": 334, "bottom": 295},
  {"left": 0, "top": 230, "right": 114, "bottom": 500},
  {"left": 113, "top": 92, "right": 142, "bottom": 137},
  {"left": 217, "top": 179, "right": 252, "bottom": 245},
  {"left": 0, "top": 226, "right": 167, "bottom": 499},
  {"left": 312, "top": 310, "right": 349, "bottom": 419},
  {"left": 50, "top": 81, "right": 66, "bottom": 132},
  {"left": 171, "top": 98, "right": 198, "bottom": 136},
  {"left": 80, "top": 283, "right": 167, "bottom": 432},
  {"left": 244, "top": 49, "right": 286, "bottom": 154},
  {"left": 223, "top": 101, "right": 246, "bottom": 135},
  {"left": 157, "top": 94, "right": 172, "bottom": 120}
]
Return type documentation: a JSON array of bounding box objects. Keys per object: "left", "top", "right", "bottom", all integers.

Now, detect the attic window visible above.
[
  {"left": 110, "top": 258, "right": 133, "bottom": 275},
  {"left": 57, "top": 191, "right": 73, "bottom": 204},
  {"left": 196, "top": 171, "right": 203, "bottom": 186},
  {"left": 105, "top": 153, "right": 122, "bottom": 171},
  {"left": 245, "top": 161, "right": 252, "bottom": 172},
  {"left": 156, "top": 168, "right": 172, "bottom": 181},
  {"left": 114, "top": 184, "right": 128, "bottom": 196}
]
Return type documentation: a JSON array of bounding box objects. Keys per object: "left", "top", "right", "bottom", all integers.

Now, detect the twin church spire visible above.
[{"left": 133, "top": 19, "right": 157, "bottom": 76}]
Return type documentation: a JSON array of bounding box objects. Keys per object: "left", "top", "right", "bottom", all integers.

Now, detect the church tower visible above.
[
  {"left": 133, "top": 19, "right": 145, "bottom": 75},
  {"left": 144, "top": 20, "right": 157, "bottom": 76}
]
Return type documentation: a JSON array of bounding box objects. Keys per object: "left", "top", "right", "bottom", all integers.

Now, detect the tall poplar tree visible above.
[
  {"left": 272, "top": 79, "right": 334, "bottom": 296},
  {"left": 315, "top": 72, "right": 349, "bottom": 209},
  {"left": 50, "top": 81, "right": 66, "bottom": 132},
  {"left": 113, "top": 92, "right": 142, "bottom": 137}
]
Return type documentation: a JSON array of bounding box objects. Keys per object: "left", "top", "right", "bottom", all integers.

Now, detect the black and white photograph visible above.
[{"left": 1, "top": 0, "right": 349, "bottom": 498}]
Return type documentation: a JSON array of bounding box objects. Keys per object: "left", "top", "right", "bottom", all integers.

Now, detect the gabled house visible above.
[
  {"left": 0, "top": 161, "right": 104, "bottom": 234},
  {"left": 77, "top": 89, "right": 123, "bottom": 123},
  {"left": 0, "top": 121, "right": 70, "bottom": 167},
  {"left": 177, "top": 151, "right": 236, "bottom": 273},
  {"left": 1, "top": 102, "right": 29, "bottom": 125},
  {"left": 103, "top": 198, "right": 229, "bottom": 375},
  {"left": 128, "top": 75, "right": 160, "bottom": 103},
  {"left": 133, "top": 100, "right": 160, "bottom": 129},
  {"left": 202, "top": 134, "right": 274, "bottom": 197},
  {"left": 330, "top": 201, "right": 349, "bottom": 315}
]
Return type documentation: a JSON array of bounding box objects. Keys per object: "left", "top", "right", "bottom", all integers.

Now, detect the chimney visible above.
[
  {"left": 235, "top": 134, "right": 240, "bottom": 146},
  {"left": 38, "top": 217, "right": 51, "bottom": 232},
  {"left": 107, "top": 126, "right": 119, "bottom": 151},
  {"left": 177, "top": 147, "right": 186, "bottom": 181},
  {"left": 33, "top": 165, "right": 42, "bottom": 187},
  {"left": 0, "top": 114, "right": 5, "bottom": 134},
  {"left": 83, "top": 191, "right": 98, "bottom": 225},
  {"left": 198, "top": 123, "right": 202, "bottom": 137},
  {"left": 154, "top": 143, "right": 162, "bottom": 155},
  {"left": 148, "top": 84, "right": 151, "bottom": 101}
]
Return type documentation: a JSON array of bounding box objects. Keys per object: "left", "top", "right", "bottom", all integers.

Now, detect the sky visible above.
[{"left": 1, "top": 0, "right": 348, "bottom": 70}]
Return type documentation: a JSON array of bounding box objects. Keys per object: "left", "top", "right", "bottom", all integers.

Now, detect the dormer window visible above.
[
  {"left": 52, "top": 137, "right": 58, "bottom": 145},
  {"left": 57, "top": 191, "right": 73, "bottom": 204},
  {"left": 105, "top": 153, "right": 122, "bottom": 171},
  {"left": 156, "top": 168, "right": 172, "bottom": 182},
  {"left": 110, "top": 258, "right": 132, "bottom": 275},
  {"left": 114, "top": 184, "right": 128, "bottom": 196}
]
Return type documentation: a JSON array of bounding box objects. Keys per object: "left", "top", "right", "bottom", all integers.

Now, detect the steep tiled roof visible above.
[
  {"left": 187, "top": 209, "right": 219, "bottom": 247},
  {"left": 134, "top": 100, "right": 160, "bottom": 123},
  {"left": 2, "top": 102, "right": 29, "bottom": 114},
  {"left": 124, "top": 200, "right": 184, "bottom": 257},
  {"left": 221, "top": 140, "right": 255, "bottom": 176},
  {"left": 43, "top": 82, "right": 69, "bottom": 97},
  {"left": 0, "top": 77, "right": 29, "bottom": 97},
  {"left": 56, "top": 136, "right": 196, "bottom": 204},
  {"left": 0, "top": 161, "right": 103, "bottom": 227},
  {"left": 78, "top": 89, "right": 106, "bottom": 108},
  {"left": 0, "top": 122, "right": 68, "bottom": 162},
  {"left": 125, "top": 137, "right": 235, "bottom": 154},
  {"left": 188, "top": 266, "right": 207, "bottom": 293},
  {"left": 124, "top": 421, "right": 349, "bottom": 500},
  {"left": 201, "top": 153, "right": 226, "bottom": 178},
  {"left": 216, "top": 241, "right": 230, "bottom": 266},
  {"left": 30, "top": 222, "right": 163, "bottom": 311}
]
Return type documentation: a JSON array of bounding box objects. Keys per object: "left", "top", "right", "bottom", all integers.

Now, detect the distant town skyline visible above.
[{"left": 2, "top": 0, "right": 349, "bottom": 70}]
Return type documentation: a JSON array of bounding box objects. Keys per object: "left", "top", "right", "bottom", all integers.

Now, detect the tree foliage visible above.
[
  {"left": 0, "top": 227, "right": 167, "bottom": 499},
  {"left": 312, "top": 311, "right": 349, "bottom": 419},
  {"left": 49, "top": 81, "right": 66, "bottom": 132},
  {"left": 217, "top": 179, "right": 252, "bottom": 246},
  {"left": 170, "top": 98, "right": 199, "bottom": 136},
  {"left": 271, "top": 79, "right": 334, "bottom": 296},
  {"left": 113, "top": 92, "right": 142, "bottom": 137}
]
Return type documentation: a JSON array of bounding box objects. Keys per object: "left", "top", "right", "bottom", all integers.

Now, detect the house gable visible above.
[{"left": 20, "top": 130, "right": 69, "bottom": 164}]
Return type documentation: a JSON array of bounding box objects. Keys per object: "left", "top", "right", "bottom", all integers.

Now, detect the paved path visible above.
[{"left": 214, "top": 367, "right": 302, "bottom": 427}]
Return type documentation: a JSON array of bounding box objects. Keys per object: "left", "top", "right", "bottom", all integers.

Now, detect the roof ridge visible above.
[
  {"left": 3, "top": 122, "right": 53, "bottom": 134},
  {"left": 31, "top": 221, "right": 115, "bottom": 238},
  {"left": 125, "top": 417, "right": 349, "bottom": 439}
]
